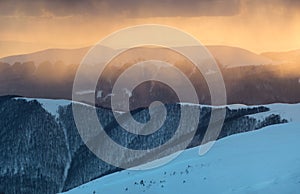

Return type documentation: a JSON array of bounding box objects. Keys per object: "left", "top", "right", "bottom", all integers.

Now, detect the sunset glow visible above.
[{"left": 0, "top": 0, "right": 300, "bottom": 57}]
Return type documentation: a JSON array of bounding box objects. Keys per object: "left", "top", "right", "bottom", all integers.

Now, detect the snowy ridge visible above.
[
  {"left": 14, "top": 97, "right": 300, "bottom": 122},
  {"left": 181, "top": 102, "right": 300, "bottom": 122},
  {"left": 62, "top": 122, "right": 300, "bottom": 194},
  {"left": 15, "top": 97, "right": 71, "bottom": 117},
  {"left": 247, "top": 103, "right": 300, "bottom": 123}
]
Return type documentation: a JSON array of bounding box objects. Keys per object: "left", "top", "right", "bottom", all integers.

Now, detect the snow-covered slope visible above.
[
  {"left": 2, "top": 96, "right": 298, "bottom": 193},
  {"left": 62, "top": 122, "right": 300, "bottom": 194},
  {"left": 15, "top": 97, "right": 71, "bottom": 117},
  {"left": 247, "top": 103, "right": 300, "bottom": 123},
  {"left": 179, "top": 102, "right": 300, "bottom": 123},
  {"left": 35, "top": 98, "right": 71, "bottom": 117},
  {"left": 14, "top": 97, "right": 300, "bottom": 122}
]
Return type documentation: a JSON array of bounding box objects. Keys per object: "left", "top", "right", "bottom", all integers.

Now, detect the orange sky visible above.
[{"left": 0, "top": 0, "right": 300, "bottom": 57}]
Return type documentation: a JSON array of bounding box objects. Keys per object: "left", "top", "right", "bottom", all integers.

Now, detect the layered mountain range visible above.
[{"left": 0, "top": 46, "right": 299, "bottom": 109}]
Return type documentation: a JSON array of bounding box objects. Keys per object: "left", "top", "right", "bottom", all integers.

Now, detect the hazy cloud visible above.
[
  {"left": 0, "top": 0, "right": 299, "bottom": 56},
  {"left": 0, "top": 0, "right": 241, "bottom": 17},
  {"left": 245, "top": 0, "right": 300, "bottom": 11},
  {"left": 1, "top": 0, "right": 300, "bottom": 18}
]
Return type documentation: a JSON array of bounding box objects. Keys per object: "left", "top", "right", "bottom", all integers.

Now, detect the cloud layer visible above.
[
  {"left": 0, "top": 0, "right": 241, "bottom": 17},
  {"left": 0, "top": 0, "right": 300, "bottom": 57}
]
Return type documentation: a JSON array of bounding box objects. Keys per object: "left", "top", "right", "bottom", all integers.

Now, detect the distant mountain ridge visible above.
[
  {"left": 207, "top": 45, "right": 274, "bottom": 67},
  {"left": 0, "top": 45, "right": 279, "bottom": 68},
  {"left": 261, "top": 49, "right": 300, "bottom": 64},
  {"left": 0, "top": 47, "right": 90, "bottom": 66},
  {"left": 0, "top": 45, "right": 300, "bottom": 108}
]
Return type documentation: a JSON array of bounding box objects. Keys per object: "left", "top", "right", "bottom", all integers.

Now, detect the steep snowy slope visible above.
[
  {"left": 0, "top": 96, "right": 296, "bottom": 193},
  {"left": 15, "top": 97, "right": 71, "bottom": 117},
  {"left": 63, "top": 122, "right": 300, "bottom": 194},
  {"left": 18, "top": 97, "right": 299, "bottom": 122},
  {"left": 247, "top": 103, "right": 300, "bottom": 123}
]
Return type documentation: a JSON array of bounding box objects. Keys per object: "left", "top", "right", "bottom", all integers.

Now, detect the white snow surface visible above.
[
  {"left": 11, "top": 97, "right": 300, "bottom": 193},
  {"left": 62, "top": 121, "right": 300, "bottom": 194},
  {"left": 14, "top": 97, "right": 300, "bottom": 122},
  {"left": 247, "top": 103, "right": 300, "bottom": 123},
  {"left": 181, "top": 102, "right": 300, "bottom": 123},
  {"left": 14, "top": 97, "right": 70, "bottom": 117}
]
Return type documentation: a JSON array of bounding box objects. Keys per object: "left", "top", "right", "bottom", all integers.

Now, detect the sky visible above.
[{"left": 0, "top": 0, "right": 300, "bottom": 57}]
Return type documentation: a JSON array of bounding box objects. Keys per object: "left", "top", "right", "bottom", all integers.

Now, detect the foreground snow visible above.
[{"left": 62, "top": 122, "right": 300, "bottom": 194}]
